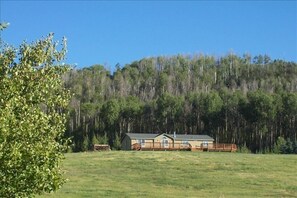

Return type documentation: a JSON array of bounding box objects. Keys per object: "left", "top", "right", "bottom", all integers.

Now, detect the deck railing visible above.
[
  {"left": 202, "top": 143, "right": 237, "bottom": 152},
  {"left": 132, "top": 142, "right": 237, "bottom": 152},
  {"left": 132, "top": 142, "right": 191, "bottom": 150}
]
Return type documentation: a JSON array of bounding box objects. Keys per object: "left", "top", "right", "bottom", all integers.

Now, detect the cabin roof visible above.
[
  {"left": 174, "top": 134, "right": 214, "bottom": 141},
  {"left": 124, "top": 133, "right": 214, "bottom": 141},
  {"left": 125, "top": 133, "right": 157, "bottom": 140}
]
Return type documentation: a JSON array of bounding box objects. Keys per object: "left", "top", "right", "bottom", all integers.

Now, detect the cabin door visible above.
[{"left": 161, "top": 137, "right": 169, "bottom": 148}]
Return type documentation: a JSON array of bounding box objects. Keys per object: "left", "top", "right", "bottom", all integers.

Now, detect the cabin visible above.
[{"left": 121, "top": 133, "right": 215, "bottom": 151}]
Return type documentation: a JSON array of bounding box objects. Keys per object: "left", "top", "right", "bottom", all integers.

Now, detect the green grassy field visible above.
[{"left": 38, "top": 151, "right": 297, "bottom": 198}]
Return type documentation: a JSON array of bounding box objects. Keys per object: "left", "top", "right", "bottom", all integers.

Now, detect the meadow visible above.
[{"left": 38, "top": 151, "right": 297, "bottom": 198}]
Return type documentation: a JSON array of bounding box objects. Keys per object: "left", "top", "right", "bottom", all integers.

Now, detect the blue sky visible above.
[{"left": 1, "top": 1, "right": 296, "bottom": 71}]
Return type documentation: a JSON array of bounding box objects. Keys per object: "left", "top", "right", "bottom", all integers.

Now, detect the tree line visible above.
[{"left": 63, "top": 54, "right": 297, "bottom": 153}]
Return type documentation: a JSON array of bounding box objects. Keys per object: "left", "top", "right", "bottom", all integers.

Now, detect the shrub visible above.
[{"left": 238, "top": 143, "right": 251, "bottom": 153}]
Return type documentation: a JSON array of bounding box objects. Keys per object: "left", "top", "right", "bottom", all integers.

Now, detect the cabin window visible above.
[
  {"left": 202, "top": 141, "right": 208, "bottom": 147},
  {"left": 137, "top": 139, "right": 145, "bottom": 147},
  {"left": 182, "top": 141, "right": 189, "bottom": 145}
]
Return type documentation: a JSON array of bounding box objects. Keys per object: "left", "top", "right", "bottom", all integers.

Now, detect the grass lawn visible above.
[{"left": 38, "top": 151, "right": 297, "bottom": 198}]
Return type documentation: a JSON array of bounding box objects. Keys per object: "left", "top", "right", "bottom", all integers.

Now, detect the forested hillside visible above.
[{"left": 63, "top": 54, "right": 297, "bottom": 153}]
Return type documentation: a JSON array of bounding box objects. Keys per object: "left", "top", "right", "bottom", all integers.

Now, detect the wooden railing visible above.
[
  {"left": 132, "top": 142, "right": 191, "bottom": 150},
  {"left": 202, "top": 143, "right": 237, "bottom": 152},
  {"left": 132, "top": 142, "right": 237, "bottom": 152}
]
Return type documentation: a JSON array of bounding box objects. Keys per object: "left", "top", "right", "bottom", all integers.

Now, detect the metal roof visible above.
[
  {"left": 125, "top": 133, "right": 157, "bottom": 139},
  {"left": 124, "top": 133, "right": 214, "bottom": 141},
  {"left": 174, "top": 134, "right": 214, "bottom": 141}
]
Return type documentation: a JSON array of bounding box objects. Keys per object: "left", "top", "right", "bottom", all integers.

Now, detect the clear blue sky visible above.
[{"left": 1, "top": 1, "right": 296, "bottom": 71}]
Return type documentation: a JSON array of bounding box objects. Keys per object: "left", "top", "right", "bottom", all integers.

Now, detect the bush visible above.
[
  {"left": 285, "top": 139, "right": 293, "bottom": 154},
  {"left": 273, "top": 137, "right": 297, "bottom": 154},
  {"left": 238, "top": 143, "right": 251, "bottom": 153},
  {"left": 293, "top": 141, "right": 297, "bottom": 154},
  {"left": 273, "top": 137, "right": 286, "bottom": 154}
]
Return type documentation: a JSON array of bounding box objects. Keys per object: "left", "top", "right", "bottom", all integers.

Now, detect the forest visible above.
[{"left": 63, "top": 53, "right": 297, "bottom": 153}]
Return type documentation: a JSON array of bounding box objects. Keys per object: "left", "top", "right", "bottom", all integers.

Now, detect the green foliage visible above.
[
  {"left": 273, "top": 137, "right": 286, "bottom": 154},
  {"left": 284, "top": 139, "right": 293, "bottom": 154},
  {"left": 64, "top": 53, "right": 297, "bottom": 153},
  {"left": 112, "top": 134, "right": 121, "bottom": 150},
  {"left": 293, "top": 141, "right": 297, "bottom": 154},
  {"left": 156, "top": 93, "right": 184, "bottom": 132},
  {"left": 122, "top": 96, "right": 142, "bottom": 119},
  {"left": 246, "top": 90, "right": 276, "bottom": 123},
  {"left": 273, "top": 137, "right": 297, "bottom": 154},
  {"left": 81, "top": 136, "right": 89, "bottom": 152},
  {"left": 202, "top": 92, "right": 223, "bottom": 116},
  {"left": 238, "top": 144, "right": 251, "bottom": 153},
  {"left": 99, "top": 133, "right": 109, "bottom": 144},
  {"left": 101, "top": 99, "right": 120, "bottom": 125},
  {"left": 91, "top": 134, "right": 100, "bottom": 145},
  {"left": 0, "top": 32, "right": 70, "bottom": 197}
]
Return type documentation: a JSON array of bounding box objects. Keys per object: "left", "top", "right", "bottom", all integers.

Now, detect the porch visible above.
[
  {"left": 132, "top": 142, "right": 192, "bottom": 151},
  {"left": 132, "top": 142, "right": 237, "bottom": 152}
]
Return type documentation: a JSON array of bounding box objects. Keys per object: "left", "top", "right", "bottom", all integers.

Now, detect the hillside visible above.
[
  {"left": 63, "top": 54, "right": 297, "bottom": 153},
  {"left": 38, "top": 151, "right": 297, "bottom": 197}
]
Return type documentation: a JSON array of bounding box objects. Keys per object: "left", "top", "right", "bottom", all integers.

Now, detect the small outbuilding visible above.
[{"left": 121, "top": 133, "right": 214, "bottom": 151}]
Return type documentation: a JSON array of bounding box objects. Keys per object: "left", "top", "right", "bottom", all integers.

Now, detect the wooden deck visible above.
[
  {"left": 132, "top": 142, "right": 191, "bottom": 151},
  {"left": 132, "top": 143, "right": 237, "bottom": 152},
  {"left": 201, "top": 143, "right": 237, "bottom": 152}
]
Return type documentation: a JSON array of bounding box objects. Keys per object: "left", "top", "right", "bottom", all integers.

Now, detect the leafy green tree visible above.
[
  {"left": 101, "top": 99, "right": 120, "bottom": 145},
  {"left": 201, "top": 92, "right": 223, "bottom": 140},
  {"left": 156, "top": 93, "right": 183, "bottom": 133},
  {"left": 0, "top": 30, "right": 70, "bottom": 197},
  {"left": 282, "top": 93, "right": 297, "bottom": 140},
  {"left": 122, "top": 96, "right": 142, "bottom": 133},
  {"left": 101, "top": 99, "right": 120, "bottom": 126},
  {"left": 245, "top": 91, "right": 276, "bottom": 151}
]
